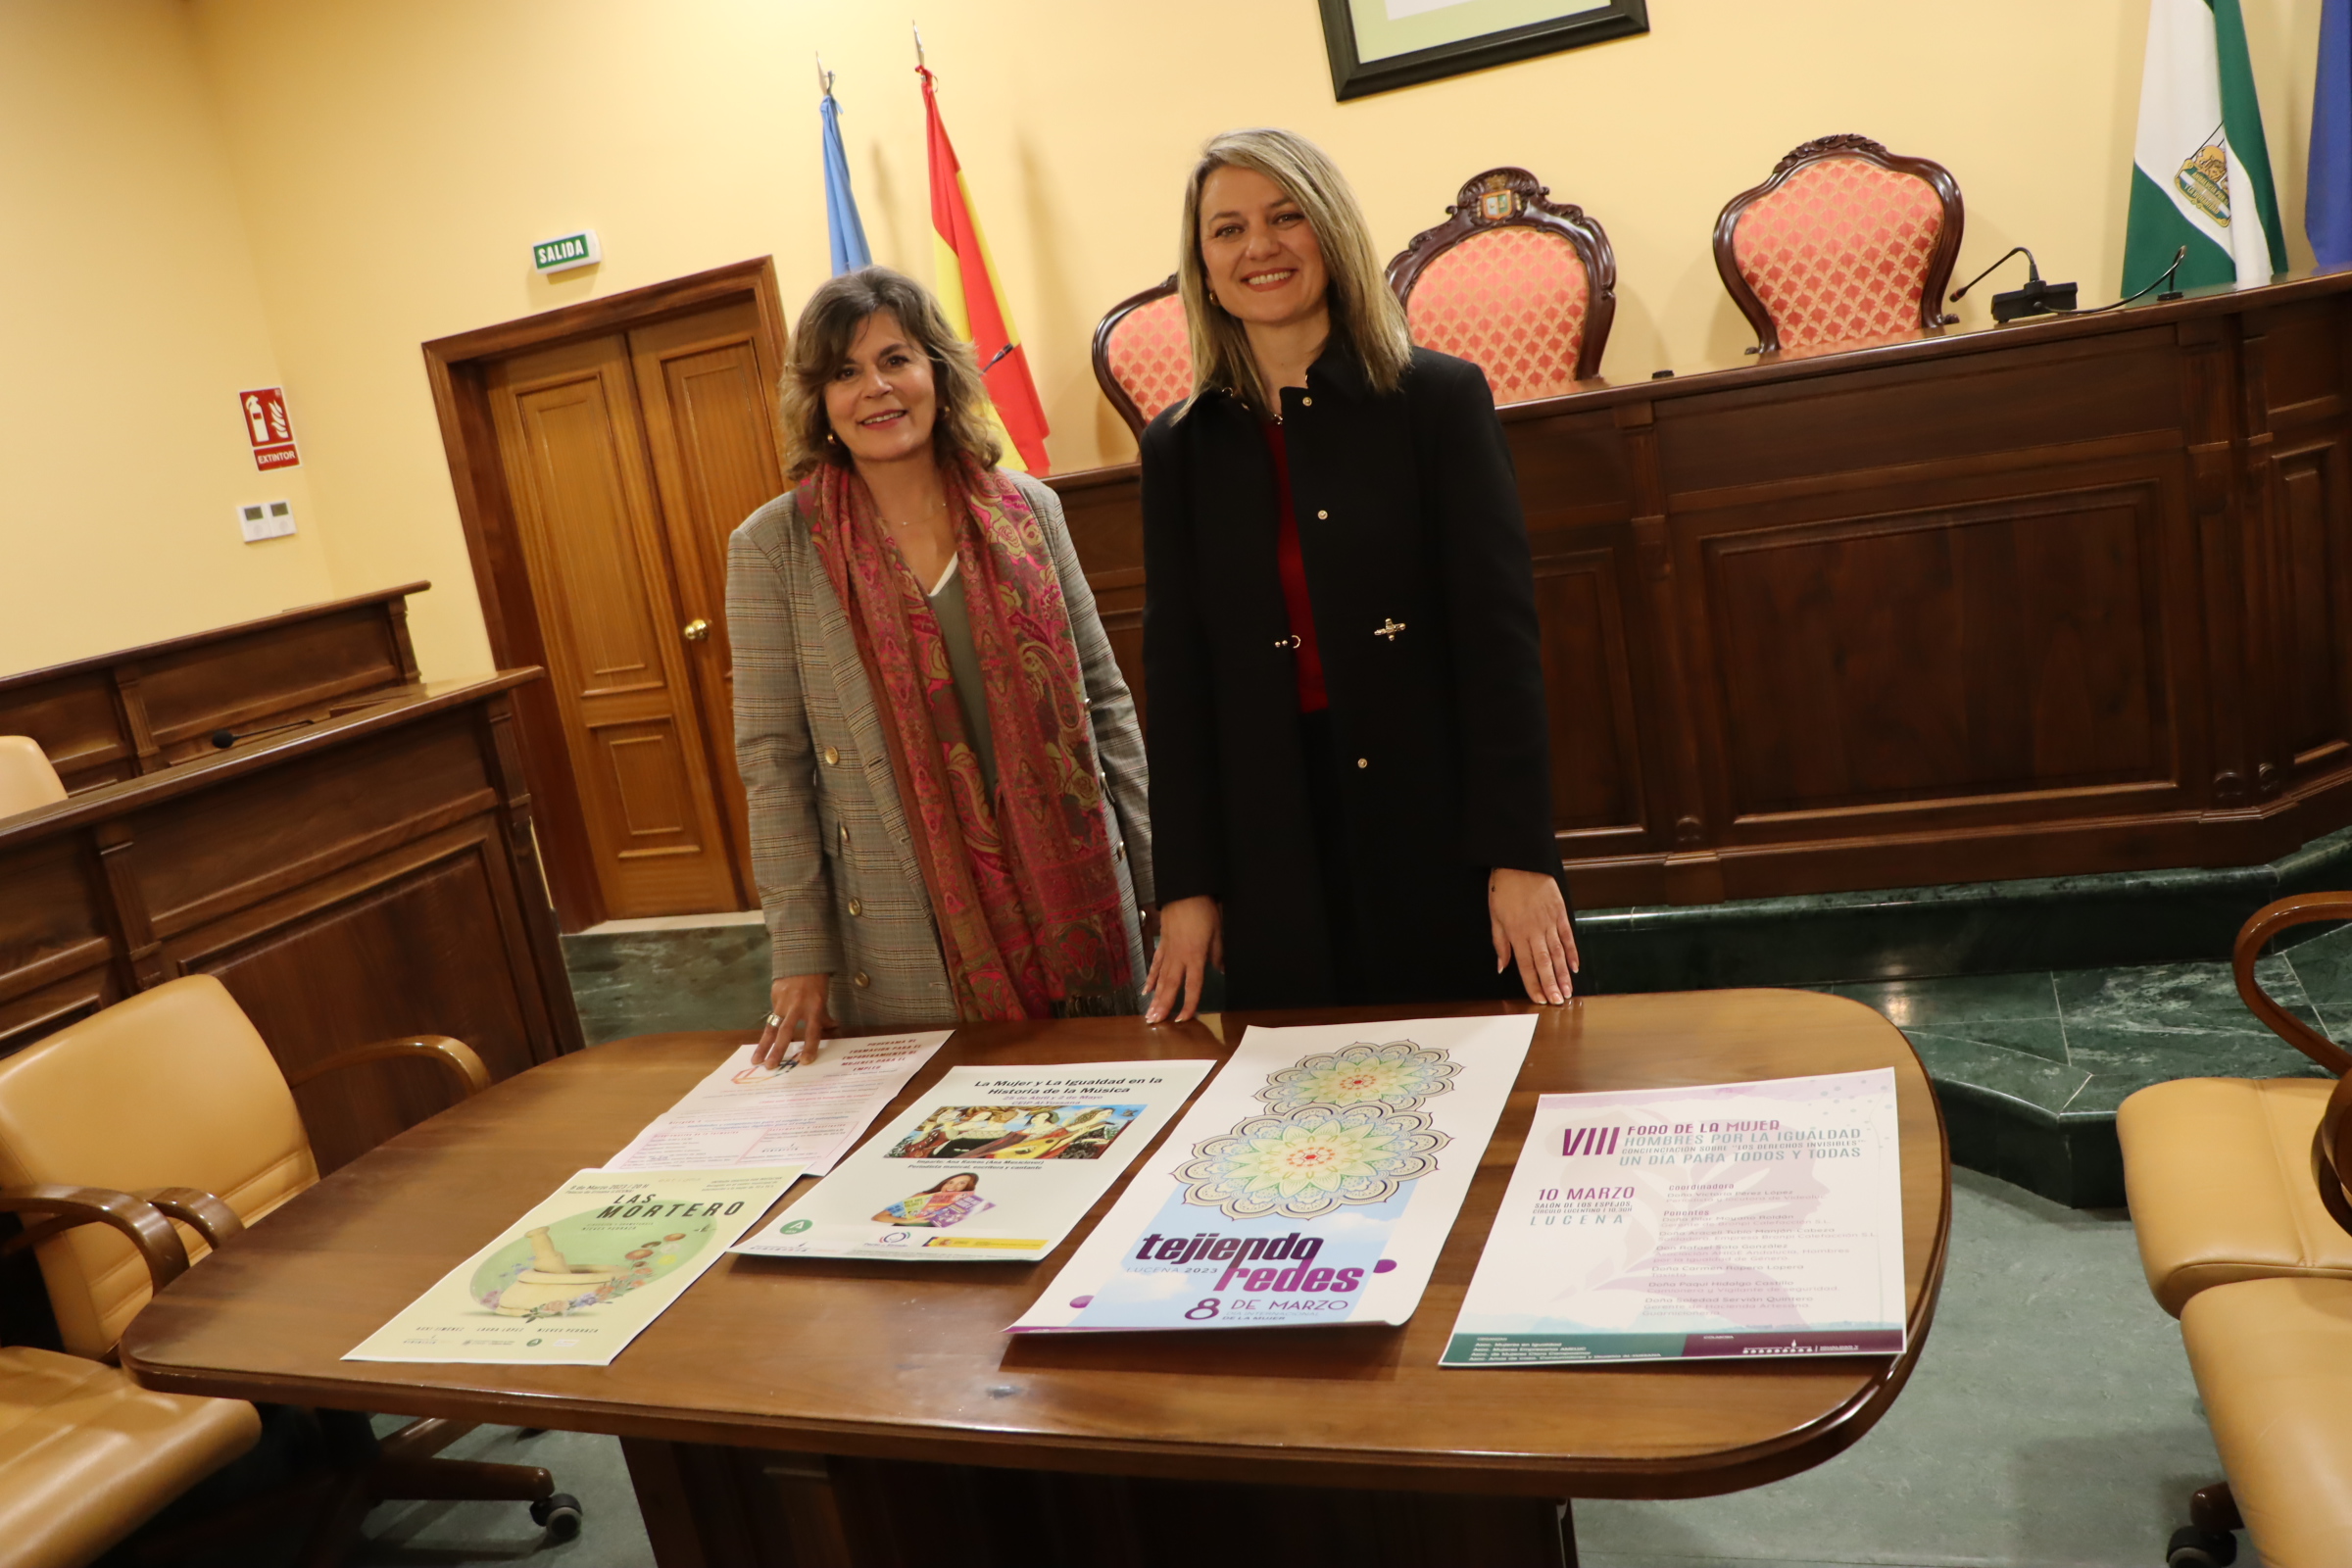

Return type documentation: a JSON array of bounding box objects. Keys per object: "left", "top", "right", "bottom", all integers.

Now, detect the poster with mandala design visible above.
[{"left": 1008, "top": 1015, "right": 1534, "bottom": 1333}]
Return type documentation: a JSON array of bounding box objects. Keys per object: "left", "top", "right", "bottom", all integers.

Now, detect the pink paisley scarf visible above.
[{"left": 804, "top": 457, "right": 1130, "bottom": 1019}]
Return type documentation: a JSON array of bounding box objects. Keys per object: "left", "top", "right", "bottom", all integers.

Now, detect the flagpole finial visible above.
[
  {"left": 816, "top": 52, "right": 831, "bottom": 97},
  {"left": 912, "top": 22, "right": 926, "bottom": 70}
]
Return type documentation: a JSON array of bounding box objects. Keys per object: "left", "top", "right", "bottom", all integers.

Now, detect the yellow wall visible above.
[
  {"left": 0, "top": 0, "right": 327, "bottom": 676},
  {"left": 1, "top": 0, "right": 2331, "bottom": 680}
]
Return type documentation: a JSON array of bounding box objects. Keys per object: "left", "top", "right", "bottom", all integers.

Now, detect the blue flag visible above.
[
  {"left": 2316, "top": 0, "right": 2352, "bottom": 269},
  {"left": 820, "top": 87, "right": 873, "bottom": 276}
]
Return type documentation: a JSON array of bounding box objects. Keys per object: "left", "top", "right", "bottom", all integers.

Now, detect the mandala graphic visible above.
[
  {"left": 1176, "top": 1102, "right": 1450, "bottom": 1219},
  {"left": 1255, "top": 1040, "right": 1460, "bottom": 1114}
]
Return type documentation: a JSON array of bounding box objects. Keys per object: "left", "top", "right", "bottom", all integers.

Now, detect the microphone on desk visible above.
[
  {"left": 210, "top": 716, "right": 316, "bottom": 750},
  {"left": 1950, "top": 247, "right": 2079, "bottom": 321},
  {"left": 2081, "top": 245, "right": 2190, "bottom": 315}
]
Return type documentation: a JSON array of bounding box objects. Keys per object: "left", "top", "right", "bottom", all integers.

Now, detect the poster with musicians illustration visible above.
[{"left": 730, "top": 1060, "right": 1213, "bottom": 1264}]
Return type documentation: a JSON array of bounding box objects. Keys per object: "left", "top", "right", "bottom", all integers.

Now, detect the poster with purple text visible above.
[
  {"left": 1441, "top": 1069, "right": 1905, "bottom": 1366},
  {"left": 1008, "top": 1015, "right": 1534, "bottom": 1334}
]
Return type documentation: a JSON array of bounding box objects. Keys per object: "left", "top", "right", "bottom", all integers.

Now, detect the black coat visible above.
[{"left": 1141, "top": 344, "right": 1564, "bottom": 1009}]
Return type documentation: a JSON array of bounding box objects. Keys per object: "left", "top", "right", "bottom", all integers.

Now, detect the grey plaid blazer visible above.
[{"left": 725, "top": 471, "right": 1154, "bottom": 1030}]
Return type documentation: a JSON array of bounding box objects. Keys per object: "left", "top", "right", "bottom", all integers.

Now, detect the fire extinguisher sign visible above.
[{"left": 238, "top": 387, "right": 300, "bottom": 470}]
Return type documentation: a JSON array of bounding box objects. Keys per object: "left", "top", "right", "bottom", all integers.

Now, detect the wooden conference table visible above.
[{"left": 122, "top": 991, "right": 1950, "bottom": 1568}]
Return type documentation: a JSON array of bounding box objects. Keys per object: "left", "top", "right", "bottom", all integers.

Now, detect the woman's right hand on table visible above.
[
  {"left": 1144, "top": 895, "right": 1222, "bottom": 1025},
  {"left": 756, "top": 974, "right": 833, "bottom": 1067}
]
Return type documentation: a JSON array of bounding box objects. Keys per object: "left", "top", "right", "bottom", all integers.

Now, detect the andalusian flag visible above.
[
  {"left": 2125, "top": 0, "right": 2288, "bottom": 292},
  {"left": 918, "top": 63, "right": 1051, "bottom": 474}
]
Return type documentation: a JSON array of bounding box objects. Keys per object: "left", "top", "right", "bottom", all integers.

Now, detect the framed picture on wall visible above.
[{"left": 1318, "top": 0, "right": 1648, "bottom": 101}]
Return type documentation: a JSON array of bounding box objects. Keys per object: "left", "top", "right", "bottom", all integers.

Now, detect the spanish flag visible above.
[{"left": 919, "top": 63, "right": 1051, "bottom": 474}]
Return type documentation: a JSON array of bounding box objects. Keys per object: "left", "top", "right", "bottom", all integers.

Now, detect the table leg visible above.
[{"left": 622, "top": 1440, "right": 1573, "bottom": 1568}]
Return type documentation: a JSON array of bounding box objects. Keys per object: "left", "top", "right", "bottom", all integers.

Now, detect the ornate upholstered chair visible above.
[
  {"left": 1092, "top": 275, "right": 1194, "bottom": 437},
  {"left": 1386, "top": 167, "right": 1615, "bottom": 404},
  {"left": 0, "top": 737, "right": 66, "bottom": 818},
  {"left": 1713, "top": 134, "right": 1964, "bottom": 355}
]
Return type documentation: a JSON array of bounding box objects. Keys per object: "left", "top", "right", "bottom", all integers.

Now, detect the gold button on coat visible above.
[
  {"left": 847, "top": 898, "right": 862, "bottom": 916},
  {"left": 1316, "top": 510, "right": 1329, "bottom": 519},
  {"left": 1301, "top": 396, "right": 1313, "bottom": 407},
  {"left": 822, "top": 746, "right": 840, "bottom": 765},
  {"left": 853, "top": 971, "right": 871, "bottom": 988},
  {"left": 1357, "top": 758, "right": 1369, "bottom": 769},
  {"left": 838, "top": 823, "right": 849, "bottom": 847}
]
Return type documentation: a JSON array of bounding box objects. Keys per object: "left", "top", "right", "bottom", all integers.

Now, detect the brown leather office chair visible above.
[
  {"left": 1713, "top": 133, "right": 1964, "bottom": 355},
  {"left": 1385, "top": 166, "right": 1616, "bottom": 404},
  {"left": 0, "top": 974, "right": 581, "bottom": 1564},
  {"left": 1092, "top": 274, "right": 1193, "bottom": 436},
  {"left": 0, "top": 736, "right": 67, "bottom": 817},
  {"left": 0, "top": 1185, "right": 261, "bottom": 1568},
  {"left": 2118, "top": 895, "right": 2352, "bottom": 1317},
  {"left": 2170, "top": 1072, "right": 2352, "bottom": 1567}
]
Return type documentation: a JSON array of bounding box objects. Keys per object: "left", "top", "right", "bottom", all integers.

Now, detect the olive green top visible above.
[{"left": 928, "top": 562, "right": 999, "bottom": 796}]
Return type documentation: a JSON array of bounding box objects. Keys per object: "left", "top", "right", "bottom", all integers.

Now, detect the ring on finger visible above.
[{"left": 764, "top": 1012, "right": 783, "bottom": 1027}]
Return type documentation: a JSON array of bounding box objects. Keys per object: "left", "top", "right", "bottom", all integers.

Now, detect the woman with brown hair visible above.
[
  {"left": 1140, "top": 128, "right": 1578, "bottom": 1021},
  {"left": 730, "top": 267, "right": 1152, "bottom": 1065}
]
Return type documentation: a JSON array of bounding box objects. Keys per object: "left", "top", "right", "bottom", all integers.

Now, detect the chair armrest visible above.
[
  {"left": 138, "top": 1187, "right": 244, "bottom": 1250},
  {"left": 286, "top": 1035, "right": 491, "bottom": 1099},
  {"left": 2232, "top": 894, "right": 2352, "bottom": 1075},
  {"left": 2318, "top": 1074, "right": 2352, "bottom": 1242},
  {"left": 0, "top": 1185, "right": 189, "bottom": 1292}
]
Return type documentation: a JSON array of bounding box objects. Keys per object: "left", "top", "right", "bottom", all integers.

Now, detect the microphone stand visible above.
[{"left": 2080, "top": 245, "right": 2189, "bottom": 315}]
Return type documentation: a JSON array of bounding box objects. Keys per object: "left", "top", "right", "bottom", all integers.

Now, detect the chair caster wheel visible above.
[
  {"left": 2167, "top": 1525, "right": 2236, "bottom": 1566},
  {"left": 532, "top": 1493, "right": 584, "bottom": 1541}
]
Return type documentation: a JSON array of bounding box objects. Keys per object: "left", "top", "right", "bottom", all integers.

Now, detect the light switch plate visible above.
[{"left": 238, "top": 499, "right": 296, "bottom": 543}]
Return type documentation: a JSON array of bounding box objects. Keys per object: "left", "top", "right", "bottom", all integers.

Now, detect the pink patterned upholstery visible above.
[
  {"left": 1730, "top": 157, "right": 1944, "bottom": 352},
  {"left": 1403, "top": 226, "right": 1591, "bottom": 405},
  {"left": 1103, "top": 293, "right": 1192, "bottom": 425}
]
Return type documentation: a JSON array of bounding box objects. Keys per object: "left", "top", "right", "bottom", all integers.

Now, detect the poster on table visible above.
[
  {"left": 730, "top": 1059, "right": 1214, "bottom": 1264},
  {"left": 1441, "top": 1069, "right": 1906, "bottom": 1366},
  {"left": 345, "top": 1167, "right": 799, "bottom": 1366},
  {"left": 1009, "top": 1015, "right": 1536, "bottom": 1333},
  {"left": 605, "top": 1031, "right": 951, "bottom": 1176}
]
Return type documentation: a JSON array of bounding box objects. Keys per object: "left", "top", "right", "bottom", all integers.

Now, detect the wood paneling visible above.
[
  {"left": 0, "top": 675, "right": 580, "bottom": 1152},
  {"left": 1044, "top": 270, "right": 2352, "bottom": 907},
  {"left": 0, "top": 673, "right": 580, "bottom": 1346},
  {"left": 0, "top": 584, "right": 424, "bottom": 794}
]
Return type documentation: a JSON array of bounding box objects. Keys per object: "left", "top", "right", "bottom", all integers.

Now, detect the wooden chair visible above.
[
  {"left": 0, "top": 974, "right": 581, "bottom": 1564},
  {"left": 1713, "top": 133, "right": 1965, "bottom": 355},
  {"left": 1092, "top": 275, "right": 1193, "bottom": 437},
  {"left": 0, "top": 1185, "right": 261, "bottom": 1567},
  {"left": 1385, "top": 166, "right": 1616, "bottom": 403},
  {"left": 0, "top": 736, "right": 66, "bottom": 818},
  {"left": 2171, "top": 1072, "right": 2352, "bottom": 1567}
]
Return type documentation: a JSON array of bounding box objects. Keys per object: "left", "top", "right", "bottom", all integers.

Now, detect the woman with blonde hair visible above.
[
  {"left": 730, "top": 267, "right": 1152, "bottom": 1065},
  {"left": 1141, "top": 128, "right": 1578, "bottom": 1021}
]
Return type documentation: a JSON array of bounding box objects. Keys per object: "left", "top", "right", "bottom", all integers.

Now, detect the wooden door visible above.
[
  {"left": 628, "top": 301, "right": 786, "bottom": 894},
  {"left": 487, "top": 330, "right": 755, "bottom": 919}
]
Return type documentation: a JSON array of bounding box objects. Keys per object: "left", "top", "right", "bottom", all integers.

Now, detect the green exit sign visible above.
[{"left": 531, "top": 230, "right": 602, "bottom": 273}]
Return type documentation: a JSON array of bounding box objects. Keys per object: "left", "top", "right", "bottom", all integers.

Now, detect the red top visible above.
[{"left": 1262, "top": 420, "right": 1328, "bottom": 713}]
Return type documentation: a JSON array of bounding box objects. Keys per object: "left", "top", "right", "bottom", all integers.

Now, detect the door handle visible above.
[{"left": 681, "top": 618, "right": 710, "bottom": 642}]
